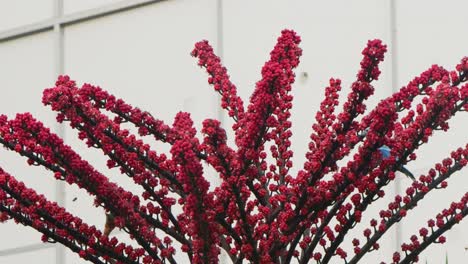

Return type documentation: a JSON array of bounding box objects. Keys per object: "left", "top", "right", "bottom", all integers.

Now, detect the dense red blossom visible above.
[
  {"left": 0, "top": 30, "right": 467, "bottom": 264},
  {"left": 0, "top": 168, "right": 148, "bottom": 264}
]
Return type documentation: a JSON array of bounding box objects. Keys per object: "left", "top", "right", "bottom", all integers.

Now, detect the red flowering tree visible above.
[{"left": 0, "top": 30, "right": 467, "bottom": 264}]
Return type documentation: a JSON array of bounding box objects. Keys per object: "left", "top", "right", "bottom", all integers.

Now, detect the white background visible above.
[{"left": 0, "top": 0, "right": 466, "bottom": 263}]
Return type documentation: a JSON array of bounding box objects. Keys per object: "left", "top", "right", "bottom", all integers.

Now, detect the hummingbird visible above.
[{"left": 103, "top": 213, "right": 115, "bottom": 237}]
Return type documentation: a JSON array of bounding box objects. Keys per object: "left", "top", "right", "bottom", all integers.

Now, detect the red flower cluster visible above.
[
  {"left": 0, "top": 30, "right": 467, "bottom": 264},
  {"left": 0, "top": 168, "right": 146, "bottom": 263}
]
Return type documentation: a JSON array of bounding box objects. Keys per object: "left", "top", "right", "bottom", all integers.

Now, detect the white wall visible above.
[
  {"left": 0, "top": 31, "right": 58, "bottom": 263},
  {"left": 0, "top": 1, "right": 53, "bottom": 31},
  {"left": 0, "top": 0, "right": 466, "bottom": 263},
  {"left": 396, "top": 1, "right": 468, "bottom": 262}
]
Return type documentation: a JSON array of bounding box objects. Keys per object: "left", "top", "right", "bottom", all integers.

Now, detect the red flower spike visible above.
[
  {"left": 0, "top": 168, "right": 146, "bottom": 263},
  {"left": 0, "top": 31, "right": 466, "bottom": 264}
]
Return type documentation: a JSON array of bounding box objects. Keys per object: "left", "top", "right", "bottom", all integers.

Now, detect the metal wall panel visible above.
[
  {"left": 64, "top": 0, "right": 121, "bottom": 14},
  {"left": 0, "top": 1, "right": 54, "bottom": 31}
]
